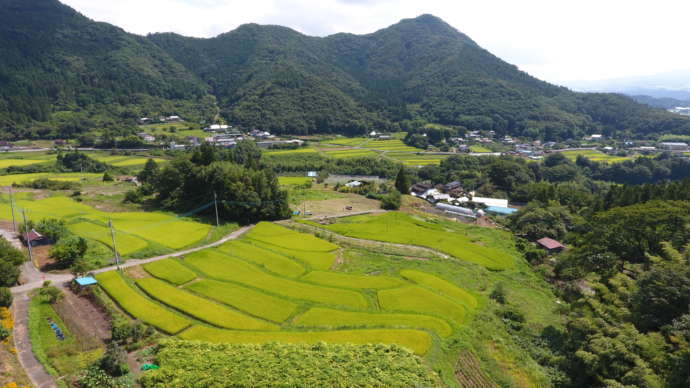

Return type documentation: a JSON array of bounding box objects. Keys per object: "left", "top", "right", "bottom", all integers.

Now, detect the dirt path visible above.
[{"left": 12, "top": 293, "right": 57, "bottom": 388}]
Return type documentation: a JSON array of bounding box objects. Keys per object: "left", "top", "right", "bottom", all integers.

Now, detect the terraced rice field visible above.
[
  {"left": 95, "top": 271, "right": 191, "bottom": 334},
  {"left": 0, "top": 159, "right": 48, "bottom": 168},
  {"left": 559, "top": 149, "right": 634, "bottom": 163},
  {"left": 0, "top": 195, "right": 213, "bottom": 256},
  {"left": 278, "top": 176, "right": 312, "bottom": 186},
  {"left": 186, "top": 279, "right": 298, "bottom": 322},
  {"left": 316, "top": 212, "right": 514, "bottom": 270},
  {"left": 362, "top": 139, "right": 419, "bottom": 152},
  {"left": 264, "top": 148, "right": 318, "bottom": 156},
  {"left": 69, "top": 221, "right": 149, "bottom": 256},
  {"left": 386, "top": 152, "right": 450, "bottom": 166},
  {"left": 378, "top": 286, "right": 467, "bottom": 324},
  {"left": 320, "top": 137, "right": 369, "bottom": 147},
  {"left": 469, "top": 145, "right": 492, "bottom": 153},
  {"left": 87, "top": 154, "right": 167, "bottom": 167},
  {"left": 136, "top": 278, "right": 278, "bottom": 331},
  {"left": 96, "top": 221, "right": 478, "bottom": 355},
  {"left": 293, "top": 308, "right": 453, "bottom": 337},
  {"left": 216, "top": 240, "right": 306, "bottom": 277},
  {"left": 0, "top": 172, "right": 101, "bottom": 186},
  {"left": 320, "top": 148, "right": 379, "bottom": 159},
  {"left": 143, "top": 259, "right": 197, "bottom": 285}
]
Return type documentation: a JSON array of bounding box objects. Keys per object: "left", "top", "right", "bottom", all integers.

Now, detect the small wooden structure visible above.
[{"left": 536, "top": 237, "right": 566, "bottom": 253}]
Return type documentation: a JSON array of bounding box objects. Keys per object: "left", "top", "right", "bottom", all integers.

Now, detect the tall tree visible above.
[{"left": 395, "top": 166, "right": 411, "bottom": 194}]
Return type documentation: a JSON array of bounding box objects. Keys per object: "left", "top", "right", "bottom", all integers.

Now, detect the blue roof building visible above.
[
  {"left": 485, "top": 206, "right": 517, "bottom": 216},
  {"left": 74, "top": 277, "right": 98, "bottom": 286}
]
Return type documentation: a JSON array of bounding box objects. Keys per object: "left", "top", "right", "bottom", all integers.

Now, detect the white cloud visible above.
[{"left": 60, "top": 0, "right": 690, "bottom": 85}]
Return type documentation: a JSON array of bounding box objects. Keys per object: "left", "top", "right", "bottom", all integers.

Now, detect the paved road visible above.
[{"left": 7, "top": 224, "right": 254, "bottom": 388}]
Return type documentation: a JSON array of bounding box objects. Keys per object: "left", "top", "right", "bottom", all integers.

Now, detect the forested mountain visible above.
[
  {"left": 2, "top": 0, "right": 690, "bottom": 140},
  {"left": 0, "top": 0, "right": 215, "bottom": 139}
]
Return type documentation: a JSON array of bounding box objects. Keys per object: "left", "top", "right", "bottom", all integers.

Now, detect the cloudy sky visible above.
[{"left": 60, "top": 0, "right": 690, "bottom": 88}]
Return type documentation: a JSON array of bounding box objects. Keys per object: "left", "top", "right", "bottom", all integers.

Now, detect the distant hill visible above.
[
  {"left": 630, "top": 95, "right": 690, "bottom": 109},
  {"left": 2, "top": 0, "right": 690, "bottom": 140}
]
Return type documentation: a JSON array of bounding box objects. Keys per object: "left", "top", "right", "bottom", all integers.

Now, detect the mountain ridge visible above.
[{"left": 2, "top": 0, "right": 690, "bottom": 140}]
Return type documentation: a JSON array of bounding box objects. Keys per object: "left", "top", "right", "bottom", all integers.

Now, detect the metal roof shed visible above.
[{"left": 74, "top": 277, "right": 98, "bottom": 286}]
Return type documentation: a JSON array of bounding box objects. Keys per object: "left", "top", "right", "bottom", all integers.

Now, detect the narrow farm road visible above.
[
  {"left": 7, "top": 224, "right": 254, "bottom": 388},
  {"left": 10, "top": 224, "right": 255, "bottom": 295}
]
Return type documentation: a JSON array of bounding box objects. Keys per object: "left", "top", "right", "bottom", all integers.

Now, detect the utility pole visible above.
[
  {"left": 9, "top": 186, "right": 17, "bottom": 232},
  {"left": 108, "top": 219, "right": 121, "bottom": 270},
  {"left": 22, "top": 210, "right": 33, "bottom": 265},
  {"left": 213, "top": 192, "right": 220, "bottom": 227}
]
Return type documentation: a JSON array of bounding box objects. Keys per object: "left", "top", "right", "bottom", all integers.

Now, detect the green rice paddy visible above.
[
  {"left": 136, "top": 278, "right": 278, "bottom": 331},
  {"left": 143, "top": 259, "right": 197, "bottom": 285},
  {"left": 278, "top": 176, "right": 312, "bottom": 186},
  {"left": 378, "top": 286, "right": 467, "bottom": 325},
  {"left": 95, "top": 221, "right": 481, "bottom": 356},
  {"left": 293, "top": 308, "right": 453, "bottom": 337},
  {"left": 185, "top": 279, "right": 298, "bottom": 323},
  {"left": 317, "top": 212, "right": 514, "bottom": 270},
  {"left": 0, "top": 159, "right": 48, "bottom": 168},
  {"left": 0, "top": 195, "right": 213, "bottom": 256},
  {"left": 559, "top": 149, "right": 634, "bottom": 163},
  {"left": 95, "top": 271, "right": 191, "bottom": 334},
  {"left": 178, "top": 326, "right": 432, "bottom": 355}
]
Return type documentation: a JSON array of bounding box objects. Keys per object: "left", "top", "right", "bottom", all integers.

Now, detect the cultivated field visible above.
[
  {"left": 314, "top": 212, "right": 515, "bottom": 270},
  {"left": 0, "top": 172, "right": 102, "bottom": 186},
  {"left": 386, "top": 152, "right": 450, "bottom": 166},
  {"left": 0, "top": 195, "right": 213, "bottom": 257},
  {"left": 94, "top": 222, "right": 481, "bottom": 356},
  {"left": 559, "top": 149, "right": 634, "bottom": 163}
]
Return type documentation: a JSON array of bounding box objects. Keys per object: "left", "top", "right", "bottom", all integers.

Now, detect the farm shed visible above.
[
  {"left": 72, "top": 276, "right": 98, "bottom": 294},
  {"left": 536, "top": 237, "right": 566, "bottom": 253},
  {"left": 485, "top": 206, "right": 517, "bottom": 216},
  {"left": 22, "top": 229, "right": 49, "bottom": 247}
]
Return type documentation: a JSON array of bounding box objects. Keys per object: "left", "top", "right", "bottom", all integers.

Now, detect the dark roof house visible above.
[
  {"left": 444, "top": 181, "right": 463, "bottom": 192},
  {"left": 410, "top": 183, "right": 432, "bottom": 195}
]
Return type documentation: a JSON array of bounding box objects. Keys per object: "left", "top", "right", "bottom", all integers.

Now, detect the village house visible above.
[{"left": 137, "top": 133, "right": 155, "bottom": 142}]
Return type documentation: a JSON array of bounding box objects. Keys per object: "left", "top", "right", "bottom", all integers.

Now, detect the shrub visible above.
[
  {"left": 35, "top": 218, "right": 69, "bottom": 243},
  {"left": 39, "top": 286, "right": 63, "bottom": 304},
  {"left": 0, "top": 326, "right": 9, "bottom": 341},
  {"left": 0, "top": 287, "right": 12, "bottom": 307},
  {"left": 49, "top": 235, "right": 87, "bottom": 267},
  {"left": 102, "top": 171, "right": 114, "bottom": 182},
  {"left": 380, "top": 190, "right": 401, "bottom": 210},
  {"left": 123, "top": 189, "right": 143, "bottom": 204},
  {"left": 100, "top": 343, "right": 129, "bottom": 377},
  {"left": 490, "top": 283, "right": 507, "bottom": 304}
]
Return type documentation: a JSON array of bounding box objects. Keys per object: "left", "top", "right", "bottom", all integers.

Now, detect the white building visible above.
[{"left": 659, "top": 142, "right": 689, "bottom": 151}]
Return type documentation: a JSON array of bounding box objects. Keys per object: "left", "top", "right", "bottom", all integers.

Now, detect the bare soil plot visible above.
[
  {"left": 298, "top": 195, "right": 381, "bottom": 218},
  {"left": 53, "top": 288, "right": 111, "bottom": 347}
]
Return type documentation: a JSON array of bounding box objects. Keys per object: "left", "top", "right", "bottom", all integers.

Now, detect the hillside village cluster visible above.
[{"left": 134, "top": 116, "right": 690, "bottom": 158}]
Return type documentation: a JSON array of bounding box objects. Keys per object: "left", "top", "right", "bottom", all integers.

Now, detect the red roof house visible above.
[
  {"left": 23, "top": 229, "right": 48, "bottom": 247},
  {"left": 536, "top": 237, "right": 566, "bottom": 252}
]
